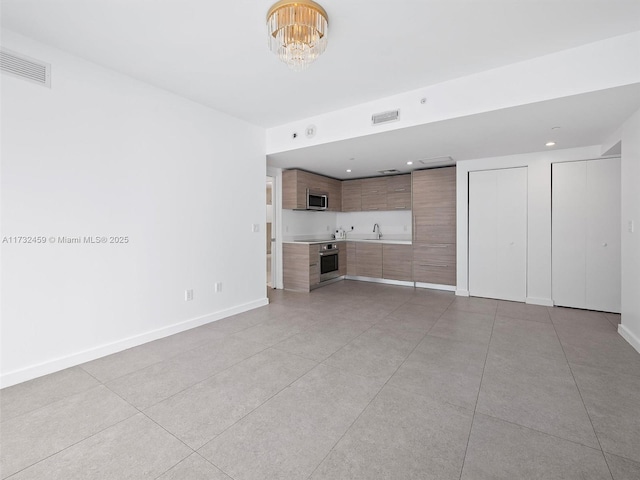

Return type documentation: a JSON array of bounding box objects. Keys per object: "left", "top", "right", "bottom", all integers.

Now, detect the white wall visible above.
[
  {"left": 0, "top": 31, "right": 267, "bottom": 387},
  {"left": 456, "top": 146, "right": 605, "bottom": 306},
  {"left": 619, "top": 108, "right": 640, "bottom": 353},
  {"left": 336, "top": 210, "right": 412, "bottom": 239}
]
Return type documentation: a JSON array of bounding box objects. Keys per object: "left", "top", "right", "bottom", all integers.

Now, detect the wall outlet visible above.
[
  {"left": 185, "top": 289, "right": 194, "bottom": 301},
  {"left": 214, "top": 282, "right": 222, "bottom": 293},
  {"left": 252, "top": 224, "right": 260, "bottom": 233},
  {"left": 629, "top": 220, "right": 635, "bottom": 233}
]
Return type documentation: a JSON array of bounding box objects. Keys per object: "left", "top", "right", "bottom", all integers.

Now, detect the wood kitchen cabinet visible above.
[
  {"left": 383, "top": 244, "right": 413, "bottom": 281},
  {"left": 282, "top": 169, "right": 341, "bottom": 211},
  {"left": 342, "top": 174, "right": 411, "bottom": 212},
  {"left": 338, "top": 244, "right": 347, "bottom": 276},
  {"left": 346, "top": 241, "right": 357, "bottom": 275},
  {"left": 355, "top": 242, "right": 383, "bottom": 278},
  {"left": 283, "top": 243, "right": 320, "bottom": 291},
  {"left": 341, "top": 180, "right": 362, "bottom": 212},
  {"left": 412, "top": 167, "right": 456, "bottom": 286},
  {"left": 386, "top": 174, "right": 411, "bottom": 210},
  {"left": 360, "top": 177, "right": 387, "bottom": 211}
]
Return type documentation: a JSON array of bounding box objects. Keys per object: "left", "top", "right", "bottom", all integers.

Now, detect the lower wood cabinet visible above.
[
  {"left": 355, "top": 243, "right": 383, "bottom": 278},
  {"left": 383, "top": 244, "right": 413, "bottom": 281},
  {"left": 346, "top": 242, "right": 412, "bottom": 281},
  {"left": 346, "top": 242, "right": 357, "bottom": 275},
  {"left": 413, "top": 244, "right": 455, "bottom": 285},
  {"left": 283, "top": 243, "right": 320, "bottom": 291}
]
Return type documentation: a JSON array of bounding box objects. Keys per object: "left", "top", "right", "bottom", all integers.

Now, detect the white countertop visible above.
[{"left": 282, "top": 238, "right": 412, "bottom": 245}]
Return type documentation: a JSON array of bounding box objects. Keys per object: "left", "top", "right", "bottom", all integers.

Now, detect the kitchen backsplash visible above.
[
  {"left": 282, "top": 209, "right": 412, "bottom": 241},
  {"left": 282, "top": 209, "right": 338, "bottom": 238},
  {"left": 336, "top": 210, "right": 412, "bottom": 239}
]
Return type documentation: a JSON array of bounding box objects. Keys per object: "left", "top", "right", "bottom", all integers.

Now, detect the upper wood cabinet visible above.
[
  {"left": 386, "top": 174, "right": 411, "bottom": 210},
  {"left": 282, "top": 169, "right": 341, "bottom": 211},
  {"left": 342, "top": 174, "right": 411, "bottom": 212},
  {"left": 284, "top": 170, "right": 412, "bottom": 212},
  {"left": 342, "top": 180, "right": 362, "bottom": 212},
  {"left": 361, "top": 178, "right": 388, "bottom": 211}
]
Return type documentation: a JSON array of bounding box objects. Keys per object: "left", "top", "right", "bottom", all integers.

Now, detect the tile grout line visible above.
[
  {"left": 304, "top": 294, "right": 454, "bottom": 480},
  {"left": 2, "top": 405, "right": 140, "bottom": 480},
  {"left": 547, "top": 312, "right": 616, "bottom": 480},
  {"left": 103, "top": 381, "right": 244, "bottom": 480},
  {"left": 194, "top": 358, "right": 320, "bottom": 457},
  {"left": 458, "top": 303, "right": 497, "bottom": 480}
]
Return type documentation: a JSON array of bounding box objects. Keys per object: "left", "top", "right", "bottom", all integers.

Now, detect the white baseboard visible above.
[
  {"left": 0, "top": 298, "right": 269, "bottom": 389},
  {"left": 619, "top": 323, "right": 640, "bottom": 354},
  {"left": 415, "top": 282, "right": 456, "bottom": 292},
  {"left": 345, "top": 276, "right": 414, "bottom": 288},
  {"left": 455, "top": 290, "right": 470, "bottom": 297},
  {"left": 526, "top": 297, "right": 554, "bottom": 307}
]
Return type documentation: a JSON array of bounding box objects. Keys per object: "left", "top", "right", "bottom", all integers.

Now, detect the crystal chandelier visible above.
[{"left": 267, "top": 0, "right": 329, "bottom": 71}]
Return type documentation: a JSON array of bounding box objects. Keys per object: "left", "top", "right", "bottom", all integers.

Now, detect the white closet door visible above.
[
  {"left": 552, "top": 161, "right": 587, "bottom": 308},
  {"left": 586, "top": 158, "right": 621, "bottom": 312},
  {"left": 469, "top": 170, "right": 499, "bottom": 299},
  {"left": 469, "top": 167, "right": 527, "bottom": 302}
]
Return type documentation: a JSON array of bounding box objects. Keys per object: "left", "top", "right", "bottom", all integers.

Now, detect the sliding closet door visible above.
[
  {"left": 469, "top": 167, "right": 527, "bottom": 302},
  {"left": 552, "top": 158, "right": 621, "bottom": 313},
  {"left": 552, "top": 161, "right": 587, "bottom": 308}
]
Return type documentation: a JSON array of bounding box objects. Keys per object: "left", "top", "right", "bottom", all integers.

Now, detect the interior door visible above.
[
  {"left": 469, "top": 167, "right": 527, "bottom": 302},
  {"left": 469, "top": 170, "right": 498, "bottom": 299},
  {"left": 552, "top": 161, "right": 587, "bottom": 308},
  {"left": 586, "top": 158, "right": 621, "bottom": 312}
]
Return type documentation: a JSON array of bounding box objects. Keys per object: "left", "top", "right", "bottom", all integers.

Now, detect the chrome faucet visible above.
[{"left": 373, "top": 223, "right": 382, "bottom": 240}]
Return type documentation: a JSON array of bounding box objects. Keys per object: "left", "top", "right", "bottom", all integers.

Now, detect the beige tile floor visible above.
[{"left": 1, "top": 280, "right": 640, "bottom": 479}]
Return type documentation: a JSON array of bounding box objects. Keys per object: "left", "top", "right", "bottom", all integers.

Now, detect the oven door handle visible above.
[{"left": 319, "top": 251, "right": 339, "bottom": 256}]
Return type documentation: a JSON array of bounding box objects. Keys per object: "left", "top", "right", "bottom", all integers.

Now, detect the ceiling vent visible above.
[
  {"left": 372, "top": 109, "right": 399, "bottom": 125},
  {"left": 1, "top": 48, "right": 51, "bottom": 87},
  {"left": 377, "top": 169, "right": 401, "bottom": 175},
  {"left": 418, "top": 156, "right": 453, "bottom": 165}
]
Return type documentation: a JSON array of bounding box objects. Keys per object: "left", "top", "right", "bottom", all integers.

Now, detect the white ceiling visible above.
[
  {"left": 2, "top": 0, "right": 640, "bottom": 128},
  {"left": 267, "top": 84, "right": 640, "bottom": 179}
]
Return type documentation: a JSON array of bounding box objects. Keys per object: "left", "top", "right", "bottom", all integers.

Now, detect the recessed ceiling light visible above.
[
  {"left": 546, "top": 141, "right": 556, "bottom": 147},
  {"left": 346, "top": 169, "right": 352, "bottom": 173},
  {"left": 551, "top": 126, "right": 561, "bottom": 130},
  {"left": 407, "top": 161, "right": 413, "bottom": 165}
]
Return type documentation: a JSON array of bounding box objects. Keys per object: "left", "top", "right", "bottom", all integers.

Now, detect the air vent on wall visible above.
[
  {"left": 377, "top": 169, "right": 401, "bottom": 175},
  {"left": 372, "top": 109, "right": 399, "bottom": 125},
  {"left": 0, "top": 48, "right": 51, "bottom": 87}
]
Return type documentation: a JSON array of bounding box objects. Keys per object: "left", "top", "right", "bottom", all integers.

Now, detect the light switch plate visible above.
[{"left": 252, "top": 224, "right": 260, "bottom": 233}]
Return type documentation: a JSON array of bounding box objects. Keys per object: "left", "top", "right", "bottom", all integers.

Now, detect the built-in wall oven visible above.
[{"left": 319, "top": 243, "right": 340, "bottom": 282}]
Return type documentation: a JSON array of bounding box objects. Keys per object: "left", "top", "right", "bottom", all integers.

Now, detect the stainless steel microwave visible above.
[{"left": 306, "top": 190, "right": 328, "bottom": 210}]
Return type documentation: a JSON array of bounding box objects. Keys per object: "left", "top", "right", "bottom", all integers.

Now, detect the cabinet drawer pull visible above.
[
  {"left": 395, "top": 206, "right": 407, "bottom": 209},
  {"left": 309, "top": 263, "right": 318, "bottom": 267},
  {"left": 418, "top": 244, "right": 450, "bottom": 248},
  {"left": 394, "top": 188, "right": 407, "bottom": 192},
  {"left": 367, "top": 207, "right": 379, "bottom": 210},
  {"left": 418, "top": 263, "right": 448, "bottom": 268}
]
